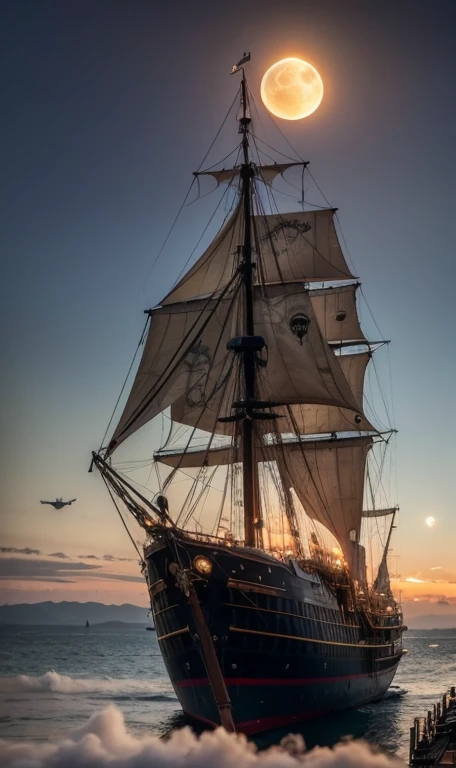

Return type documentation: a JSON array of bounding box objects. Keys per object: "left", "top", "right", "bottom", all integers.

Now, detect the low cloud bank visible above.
[{"left": 0, "top": 704, "right": 404, "bottom": 768}]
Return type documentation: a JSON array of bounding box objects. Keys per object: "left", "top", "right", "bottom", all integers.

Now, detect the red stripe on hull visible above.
[
  {"left": 175, "top": 670, "right": 391, "bottom": 689},
  {"left": 182, "top": 706, "right": 331, "bottom": 735},
  {"left": 237, "top": 708, "right": 330, "bottom": 735}
]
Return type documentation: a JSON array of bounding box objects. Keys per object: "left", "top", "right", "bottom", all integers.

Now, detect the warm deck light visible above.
[{"left": 193, "top": 555, "right": 213, "bottom": 575}]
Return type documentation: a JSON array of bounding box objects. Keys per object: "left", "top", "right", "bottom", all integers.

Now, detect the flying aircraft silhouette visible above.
[{"left": 40, "top": 498, "right": 77, "bottom": 510}]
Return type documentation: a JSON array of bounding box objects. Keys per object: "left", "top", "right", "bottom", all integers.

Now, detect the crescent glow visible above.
[{"left": 261, "top": 57, "right": 324, "bottom": 120}]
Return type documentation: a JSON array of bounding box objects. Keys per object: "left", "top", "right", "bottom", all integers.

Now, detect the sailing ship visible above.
[
  {"left": 146, "top": 610, "right": 156, "bottom": 631},
  {"left": 92, "top": 56, "right": 405, "bottom": 735}
]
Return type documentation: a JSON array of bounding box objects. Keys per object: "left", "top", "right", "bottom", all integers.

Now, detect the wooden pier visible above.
[{"left": 409, "top": 687, "right": 456, "bottom": 766}]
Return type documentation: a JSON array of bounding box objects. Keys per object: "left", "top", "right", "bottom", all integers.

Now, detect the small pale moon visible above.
[
  {"left": 261, "top": 58, "right": 324, "bottom": 120},
  {"left": 425, "top": 516, "right": 436, "bottom": 528}
]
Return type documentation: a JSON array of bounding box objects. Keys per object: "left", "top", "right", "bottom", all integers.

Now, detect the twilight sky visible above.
[{"left": 1, "top": 0, "right": 455, "bottom": 623}]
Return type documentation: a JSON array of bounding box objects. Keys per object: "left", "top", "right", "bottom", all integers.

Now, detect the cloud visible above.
[
  {"left": 78, "top": 553, "right": 135, "bottom": 563},
  {"left": 430, "top": 566, "right": 442, "bottom": 571},
  {"left": 0, "top": 547, "right": 41, "bottom": 556},
  {"left": 410, "top": 594, "right": 456, "bottom": 605},
  {"left": 48, "top": 552, "right": 70, "bottom": 559},
  {"left": 91, "top": 572, "right": 144, "bottom": 584},
  {"left": 404, "top": 577, "right": 425, "bottom": 583},
  {"left": 102, "top": 554, "right": 135, "bottom": 562},
  {"left": 0, "top": 557, "right": 143, "bottom": 586},
  {"left": 0, "top": 704, "right": 404, "bottom": 768},
  {"left": 0, "top": 558, "right": 100, "bottom": 582}
]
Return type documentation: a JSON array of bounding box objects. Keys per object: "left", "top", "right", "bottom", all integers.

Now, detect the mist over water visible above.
[{"left": 0, "top": 627, "right": 454, "bottom": 762}]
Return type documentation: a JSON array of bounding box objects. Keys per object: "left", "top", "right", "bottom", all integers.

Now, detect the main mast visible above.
[{"left": 239, "top": 69, "right": 257, "bottom": 547}]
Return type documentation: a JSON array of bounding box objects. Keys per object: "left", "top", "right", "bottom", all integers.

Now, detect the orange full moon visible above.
[{"left": 261, "top": 58, "right": 324, "bottom": 120}]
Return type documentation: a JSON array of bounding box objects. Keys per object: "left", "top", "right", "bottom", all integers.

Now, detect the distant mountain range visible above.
[
  {"left": 1, "top": 601, "right": 455, "bottom": 631},
  {"left": 0, "top": 601, "right": 148, "bottom": 626}
]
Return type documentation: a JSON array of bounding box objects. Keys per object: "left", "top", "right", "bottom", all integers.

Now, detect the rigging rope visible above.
[
  {"left": 143, "top": 86, "right": 241, "bottom": 287},
  {"left": 98, "top": 317, "right": 149, "bottom": 452},
  {"left": 101, "top": 473, "right": 144, "bottom": 563}
]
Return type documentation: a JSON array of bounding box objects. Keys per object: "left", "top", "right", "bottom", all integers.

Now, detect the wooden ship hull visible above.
[{"left": 147, "top": 534, "right": 403, "bottom": 734}]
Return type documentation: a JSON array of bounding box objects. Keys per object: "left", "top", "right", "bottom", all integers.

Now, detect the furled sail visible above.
[
  {"left": 195, "top": 162, "right": 306, "bottom": 186},
  {"left": 162, "top": 208, "right": 355, "bottom": 305},
  {"left": 362, "top": 507, "right": 397, "bottom": 518}
]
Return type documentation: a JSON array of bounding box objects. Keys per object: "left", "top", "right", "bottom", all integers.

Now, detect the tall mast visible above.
[{"left": 239, "top": 69, "right": 257, "bottom": 547}]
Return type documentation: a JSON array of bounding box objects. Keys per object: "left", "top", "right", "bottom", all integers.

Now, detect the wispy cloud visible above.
[
  {"left": 0, "top": 547, "right": 41, "bottom": 556},
  {"left": 78, "top": 553, "right": 135, "bottom": 563},
  {"left": 0, "top": 557, "right": 142, "bottom": 585},
  {"left": 405, "top": 576, "right": 425, "bottom": 583},
  {"left": 91, "top": 572, "right": 144, "bottom": 584},
  {"left": 0, "top": 558, "right": 100, "bottom": 582},
  {"left": 48, "top": 552, "right": 70, "bottom": 559},
  {"left": 430, "top": 566, "right": 442, "bottom": 571}
]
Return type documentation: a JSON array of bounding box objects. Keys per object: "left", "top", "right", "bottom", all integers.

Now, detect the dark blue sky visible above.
[{"left": 1, "top": 0, "right": 455, "bottom": 606}]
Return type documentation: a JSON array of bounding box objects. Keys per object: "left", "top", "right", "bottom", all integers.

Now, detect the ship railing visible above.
[{"left": 156, "top": 527, "right": 294, "bottom": 563}]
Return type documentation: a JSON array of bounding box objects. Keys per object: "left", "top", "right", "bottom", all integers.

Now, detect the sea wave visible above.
[
  {"left": 383, "top": 686, "right": 408, "bottom": 699},
  {"left": 0, "top": 704, "right": 404, "bottom": 768},
  {"left": 0, "top": 671, "right": 176, "bottom": 698}
]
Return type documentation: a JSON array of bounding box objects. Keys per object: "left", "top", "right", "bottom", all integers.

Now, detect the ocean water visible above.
[{"left": 0, "top": 626, "right": 454, "bottom": 760}]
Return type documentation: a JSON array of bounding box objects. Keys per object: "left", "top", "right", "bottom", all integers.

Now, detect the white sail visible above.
[
  {"left": 309, "top": 284, "right": 366, "bottom": 344},
  {"left": 172, "top": 349, "right": 373, "bottom": 437},
  {"left": 109, "top": 285, "right": 362, "bottom": 454},
  {"left": 163, "top": 208, "right": 355, "bottom": 306},
  {"left": 157, "top": 434, "right": 372, "bottom": 567},
  {"left": 277, "top": 436, "right": 373, "bottom": 566},
  {"left": 107, "top": 293, "right": 241, "bottom": 453}
]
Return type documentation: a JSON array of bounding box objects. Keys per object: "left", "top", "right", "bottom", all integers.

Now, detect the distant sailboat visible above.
[
  {"left": 85, "top": 620, "right": 90, "bottom": 629},
  {"left": 146, "top": 610, "right": 156, "bottom": 631}
]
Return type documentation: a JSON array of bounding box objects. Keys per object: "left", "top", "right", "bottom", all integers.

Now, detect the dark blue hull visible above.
[{"left": 146, "top": 535, "right": 404, "bottom": 734}]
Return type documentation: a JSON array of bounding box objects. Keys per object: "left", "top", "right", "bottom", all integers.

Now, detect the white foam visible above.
[
  {"left": 383, "top": 686, "right": 408, "bottom": 699},
  {"left": 0, "top": 671, "right": 172, "bottom": 695},
  {"left": 0, "top": 704, "right": 404, "bottom": 768}
]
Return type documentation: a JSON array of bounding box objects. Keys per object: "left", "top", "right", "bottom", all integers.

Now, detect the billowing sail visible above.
[
  {"left": 277, "top": 436, "right": 373, "bottom": 566},
  {"left": 163, "top": 208, "right": 355, "bottom": 306},
  {"left": 109, "top": 284, "right": 362, "bottom": 454},
  {"left": 157, "top": 434, "right": 373, "bottom": 567},
  {"left": 172, "top": 347, "right": 374, "bottom": 436},
  {"left": 309, "top": 284, "right": 366, "bottom": 344},
  {"left": 107, "top": 292, "right": 242, "bottom": 453}
]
